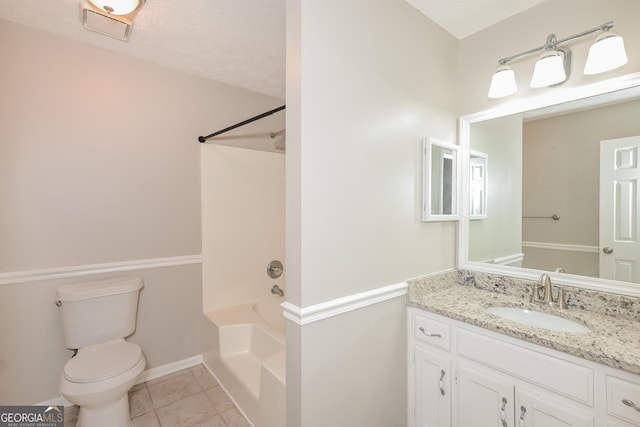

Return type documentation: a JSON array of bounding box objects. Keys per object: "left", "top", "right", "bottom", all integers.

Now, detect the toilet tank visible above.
[{"left": 57, "top": 277, "right": 144, "bottom": 349}]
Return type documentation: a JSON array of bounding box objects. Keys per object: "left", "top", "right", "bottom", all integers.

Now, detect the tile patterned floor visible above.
[{"left": 64, "top": 364, "right": 251, "bottom": 427}]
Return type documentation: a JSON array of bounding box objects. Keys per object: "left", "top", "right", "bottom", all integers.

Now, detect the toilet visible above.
[{"left": 57, "top": 277, "right": 146, "bottom": 427}]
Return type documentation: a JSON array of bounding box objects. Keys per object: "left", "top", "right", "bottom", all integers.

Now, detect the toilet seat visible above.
[{"left": 64, "top": 340, "right": 143, "bottom": 383}]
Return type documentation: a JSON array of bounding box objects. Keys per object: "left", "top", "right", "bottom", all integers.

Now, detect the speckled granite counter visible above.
[{"left": 407, "top": 269, "right": 640, "bottom": 374}]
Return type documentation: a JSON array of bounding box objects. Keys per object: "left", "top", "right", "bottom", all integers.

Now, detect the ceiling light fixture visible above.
[
  {"left": 87, "top": 0, "right": 143, "bottom": 15},
  {"left": 488, "top": 21, "right": 628, "bottom": 99}
]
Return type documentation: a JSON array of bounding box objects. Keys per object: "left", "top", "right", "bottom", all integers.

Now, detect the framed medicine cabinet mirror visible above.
[
  {"left": 423, "top": 137, "right": 460, "bottom": 222},
  {"left": 470, "top": 150, "right": 488, "bottom": 220},
  {"left": 458, "top": 73, "right": 640, "bottom": 297}
]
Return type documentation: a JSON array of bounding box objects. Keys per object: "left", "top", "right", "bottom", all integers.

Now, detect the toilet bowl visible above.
[
  {"left": 61, "top": 339, "right": 145, "bottom": 427},
  {"left": 57, "top": 277, "right": 145, "bottom": 427}
]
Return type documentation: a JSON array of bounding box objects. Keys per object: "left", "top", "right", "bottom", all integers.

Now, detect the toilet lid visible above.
[{"left": 64, "top": 340, "right": 143, "bottom": 383}]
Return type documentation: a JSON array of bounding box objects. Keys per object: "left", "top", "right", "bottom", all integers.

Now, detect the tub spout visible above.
[{"left": 271, "top": 285, "right": 284, "bottom": 297}]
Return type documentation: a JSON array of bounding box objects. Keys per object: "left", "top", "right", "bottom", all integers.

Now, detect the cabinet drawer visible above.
[
  {"left": 413, "top": 312, "right": 451, "bottom": 351},
  {"left": 458, "top": 328, "right": 594, "bottom": 405},
  {"left": 607, "top": 376, "right": 640, "bottom": 426}
]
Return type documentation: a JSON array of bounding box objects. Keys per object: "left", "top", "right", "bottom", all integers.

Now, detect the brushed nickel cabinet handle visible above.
[
  {"left": 418, "top": 326, "right": 442, "bottom": 338},
  {"left": 500, "top": 397, "right": 508, "bottom": 427},
  {"left": 438, "top": 370, "right": 445, "bottom": 396},
  {"left": 519, "top": 405, "right": 527, "bottom": 427},
  {"left": 623, "top": 399, "right": 640, "bottom": 412}
]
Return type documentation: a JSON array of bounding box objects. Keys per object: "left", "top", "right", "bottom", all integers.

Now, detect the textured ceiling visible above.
[
  {"left": 0, "top": 0, "right": 286, "bottom": 99},
  {"left": 0, "top": 0, "right": 543, "bottom": 101}
]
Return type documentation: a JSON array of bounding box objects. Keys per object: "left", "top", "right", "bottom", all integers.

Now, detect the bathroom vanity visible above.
[{"left": 406, "top": 270, "right": 640, "bottom": 427}]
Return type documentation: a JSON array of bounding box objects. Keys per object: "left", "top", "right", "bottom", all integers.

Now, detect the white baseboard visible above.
[
  {"left": 36, "top": 395, "right": 74, "bottom": 408},
  {"left": 135, "top": 354, "right": 203, "bottom": 384},
  {"left": 38, "top": 354, "right": 203, "bottom": 407}
]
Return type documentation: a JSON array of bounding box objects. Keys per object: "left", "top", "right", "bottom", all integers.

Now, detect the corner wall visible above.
[{"left": 286, "top": 0, "right": 459, "bottom": 425}]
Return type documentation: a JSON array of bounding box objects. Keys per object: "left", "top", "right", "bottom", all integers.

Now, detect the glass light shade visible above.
[
  {"left": 488, "top": 65, "right": 517, "bottom": 98},
  {"left": 88, "top": 0, "right": 140, "bottom": 15},
  {"left": 584, "top": 31, "right": 628, "bottom": 75},
  {"left": 530, "top": 50, "right": 567, "bottom": 88}
]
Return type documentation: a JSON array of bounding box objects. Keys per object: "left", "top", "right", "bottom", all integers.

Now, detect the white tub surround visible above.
[
  {"left": 202, "top": 296, "right": 285, "bottom": 427},
  {"left": 407, "top": 269, "right": 640, "bottom": 373}
]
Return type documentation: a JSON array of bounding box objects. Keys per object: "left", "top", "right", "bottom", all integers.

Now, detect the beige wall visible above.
[
  {"left": 201, "top": 145, "right": 285, "bottom": 312},
  {"left": 298, "top": 297, "right": 407, "bottom": 426},
  {"left": 458, "top": 0, "right": 640, "bottom": 115},
  {"left": 287, "top": 0, "right": 458, "bottom": 309},
  {"left": 0, "top": 19, "right": 282, "bottom": 404},
  {"left": 0, "top": 265, "right": 202, "bottom": 405},
  {"left": 469, "top": 114, "right": 523, "bottom": 263},
  {"left": 286, "top": 0, "right": 458, "bottom": 425},
  {"left": 522, "top": 98, "right": 640, "bottom": 275}
]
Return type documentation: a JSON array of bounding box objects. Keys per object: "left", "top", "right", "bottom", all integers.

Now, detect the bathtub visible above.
[{"left": 202, "top": 295, "right": 285, "bottom": 427}]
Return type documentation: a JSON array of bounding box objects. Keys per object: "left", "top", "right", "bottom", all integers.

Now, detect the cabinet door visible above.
[
  {"left": 458, "top": 361, "right": 515, "bottom": 427},
  {"left": 415, "top": 346, "right": 451, "bottom": 427},
  {"left": 516, "top": 387, "right": 594, "bottom": 427}
]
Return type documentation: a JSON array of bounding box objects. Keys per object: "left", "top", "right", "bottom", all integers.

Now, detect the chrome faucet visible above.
[
  {"left": 530, "top": 274, "right": 568, "bottom": 309},
  {"left": 271, "top": 284, "right": 284, "bottom": 297}
]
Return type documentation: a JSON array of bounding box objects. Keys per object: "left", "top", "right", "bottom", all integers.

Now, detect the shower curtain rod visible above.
[{"left": 198, "top": 105, "right": 286, "bottom": 143}]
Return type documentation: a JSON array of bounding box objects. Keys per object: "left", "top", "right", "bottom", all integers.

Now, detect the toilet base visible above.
[
  {"left": 77, "top": 394, "right": 132, "bottom": 427},
  {"left": 61, "top": 352, "right": 145, "bottom": 427}
]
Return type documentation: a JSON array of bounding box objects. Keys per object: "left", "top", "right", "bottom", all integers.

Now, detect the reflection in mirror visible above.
[
  {"left": 466, "top": 86, "right": 640, "bottom": 284},
  {"left": 423, "top": 137, "right": 459, "bottom": 222},
  {"left": 470, "top": 150, "right": 488, "bottom": 219}
]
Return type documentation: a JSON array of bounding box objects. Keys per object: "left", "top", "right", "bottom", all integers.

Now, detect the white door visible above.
[
  {"left": 600, "top": 136, "right": 640, "bottom": 283},
  {"left": 415, "top": 346, "right": 451, "bottom": 427},
  {"left": 515, "top": 387, "right": 594, "bottom": 427},
  {"left": 457, "top": 361, "right": 515, "bottom": 427}
]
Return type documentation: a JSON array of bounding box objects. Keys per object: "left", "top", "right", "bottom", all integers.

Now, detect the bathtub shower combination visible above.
[{"left": 202, "top": 294, "right": 286, "bottom": 427}]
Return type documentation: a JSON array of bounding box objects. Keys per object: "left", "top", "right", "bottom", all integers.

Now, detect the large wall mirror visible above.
[{"left": 458, "top": 73, "right": 640, "bottom": 297}]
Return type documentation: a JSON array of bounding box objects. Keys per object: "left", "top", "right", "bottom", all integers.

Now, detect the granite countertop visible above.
[{"left": 407, "top": 270, "right": 640, "bottom": 375}]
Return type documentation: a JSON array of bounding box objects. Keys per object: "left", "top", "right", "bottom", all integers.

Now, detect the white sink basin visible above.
[{"left": 486, "top": 306, "right": 591, "bottom": 333}]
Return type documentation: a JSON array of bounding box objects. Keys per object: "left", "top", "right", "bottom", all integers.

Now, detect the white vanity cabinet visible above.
[
  {"left": 408, "top": 307, "right": 640, "bottom": 427},
  {"left": 606, "top": 376, "right": 640, "bottom": 426},
  {"left": 414, "top": 346, "right": 451, "bottom": 427},
  {"left": 457, "top": 360, "right": 593, "bottom": 427},
  {"left": 411, "top": 313, "right": 452, "bottom": 426},
  {"left": 457, "top": 360, "right": 515, "bottom": 427}
]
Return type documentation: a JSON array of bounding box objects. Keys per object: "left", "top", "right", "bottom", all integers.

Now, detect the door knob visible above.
[{"left": 603, "top": 247, "right": 614, "bottom": 254}]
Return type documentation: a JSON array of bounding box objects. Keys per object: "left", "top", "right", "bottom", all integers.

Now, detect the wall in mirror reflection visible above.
[{"left": 468, "top": 97, "right": 640, "bottom": 282}]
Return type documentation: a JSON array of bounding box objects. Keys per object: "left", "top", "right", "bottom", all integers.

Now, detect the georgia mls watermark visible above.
[{"left": 0, "top": 406, "right": 64, "bottom": 427}]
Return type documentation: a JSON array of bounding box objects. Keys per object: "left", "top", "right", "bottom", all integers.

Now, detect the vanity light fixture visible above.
[
  {"left": 487, "top": 64, "right": 517, "bottom": 98},
  {"left": 584, "top": 29, "right": 628, "bottom": 75},
  {"left": 488, "top": 21, "right": 628, "bottom": 99},
  {"left": 529, "top": 36, "right": 571, "bottom": 88}
]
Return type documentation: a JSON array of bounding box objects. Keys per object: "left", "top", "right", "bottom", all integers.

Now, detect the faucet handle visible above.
[
  {"left": 556, "top": 287, "right": 568, "bottom": 309},
  {"left": 530, "top": 283, "right": 542, "bottom": 303}
]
